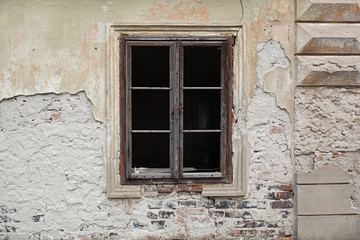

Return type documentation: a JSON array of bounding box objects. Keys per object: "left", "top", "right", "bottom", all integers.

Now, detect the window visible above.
[{"left": 119, "top": 36, "right": 233, "bottom": 184}]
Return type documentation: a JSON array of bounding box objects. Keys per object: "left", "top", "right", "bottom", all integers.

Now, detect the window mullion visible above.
[
  {"left": 178, "top": 41, "right": 184, "bottom": 180},
  {"left": 171, "top": 42, "right": 180, "bottom": 180}
]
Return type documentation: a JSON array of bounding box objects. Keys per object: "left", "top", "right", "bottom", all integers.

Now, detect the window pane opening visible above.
[
  {"left": 132, "top": 46, "right": 169, "bottom": 87},
  {"left": 184, "top": 46, "right": 221, "bottom": 87},
  {"left": 132, "top": 90, "right": 169, "bottom": 130},
  {"left": 184, "top": 90, "right": 221, "bottom": 130},
  {"left": 183, "top": 133, "right": 220, "bottom": 172},
  {"left": 132, "top": 133, "right": 170, "bottom": 173}
]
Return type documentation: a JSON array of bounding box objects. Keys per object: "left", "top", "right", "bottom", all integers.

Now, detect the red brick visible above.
[
  {"left": 157, "top": 185, "right": 174, "bottom": 193},
  {"left": 279, "top": 185, "right": 293, "bottom": 191},
  {"left": 147, "top": 212, "right": 158, "bottom": 219},
  {"left": 191, "top": 185, "right": 203, "bottom": 192},
  {"left": 148, "top": 201, "right": 162, "bottom": 209},
  {"left": 158, "top": 211, "right": 174, "bottom": 219},
  {"left": 235, "top": 220, "right": 266, "bottom": 228},
  {"left": 151, "top": 220, "right": 165, "bottom": 229},
  {"left": 215, "top": 201, "right": 236, "bottom": 209},
  {"left": 176, "top": 185, "right": 191, "bottom": 192},
  {"left": 269, "top": 191, "right": 293, "bottom": 200},
  {"left": 157, "top": 192, "right": 172, "bottom": 198},
  {"left": 272, "top": 192, "right": 293, "bottom": 200},
  {"left": 270, "top": 126, "right": 285, "bottom": 134},
  {"left": 177, "top": 208, "right": 205, "bottom": 217},
  {"left": 51, "top": 112, "right": 61, "bottom": 120},
  {"left": 228, "top": 230, "right": 241, "bottom": 237},
  {"left": 176, "top": 185, "right": 202, "bottom": 193},
  {"left": 144, "top": 236, "right": 158, "bottom": 240},
  {"left": 172, "top": 233, "right": 186, "bottom": 239},
  {"left": 259, "top": 230, "right": 275, "bottom": 237},
  {"left": 242, "top": 229, "right": 257, "bottom": 237},
  {"left": 224, "top": 210, "right": 242, "bottom": 218},
  {"left": 179, "top": 200, "right": 197, "bottom": 208},
  {"left": 271, "top": 201, "right": 293, "bottom": 209},
  {"left": 189, "top": 216, "right": 211, "bottom": 223},
  {"left": 208, "top": 210, "right": 224, "bottom": 218}
]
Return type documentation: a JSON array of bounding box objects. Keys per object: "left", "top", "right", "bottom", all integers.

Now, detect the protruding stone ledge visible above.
[
  {"left": 297, "top": 23, "right": 360, "bottom": 54},
  {"left": 298, "top": 215, "right": 360, "bottom": 240},
  {"left": 297, "top": 185, "right": 356, "bottom": 215},
  {"left": 297, "top": 0, "right": 360, "bottom": 22},
  {"left": 296, "top": 164, "right": 350, "bottom": 184},
  {"left": 296, "top": 55, "right": 360, "bottom": 86}
]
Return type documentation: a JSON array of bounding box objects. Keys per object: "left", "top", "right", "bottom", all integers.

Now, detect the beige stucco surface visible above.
[
  {"left": 4, "top": 0, "right": 359, "bottom": 239},
  {"left": 0, "top": 0, "right": 244, "bottom": 122},
  {"left": 0, "top": 0, "right": 296, "bottom": 122}
]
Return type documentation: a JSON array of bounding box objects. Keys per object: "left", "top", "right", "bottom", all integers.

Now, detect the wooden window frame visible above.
[
  {"left": 105, "top": 24, "right": 247, "bottom": 198},
  {"left": 119, "top": 36, "right": 233, "bottom": 185}
]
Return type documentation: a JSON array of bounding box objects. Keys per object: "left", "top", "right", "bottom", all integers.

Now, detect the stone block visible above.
[
  {"left": 297, "top": 0, "right": 360, "bottom": 22},
  {"left": 297, "top": 23, "right": 360, "bottom": 54},
  {"left": 298, "top": 215, "right": 360, "bottom": 240},
  {"left": 297, "top": 184, "right": 356, "bottom": 215},
  {"left": 296, "top": 165, "right": 349, "bottom": 184},
  {"left": 296, "top": 55, "right": 360, "bottom": 86}
]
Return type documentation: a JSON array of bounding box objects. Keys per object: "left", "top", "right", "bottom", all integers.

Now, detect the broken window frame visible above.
[{"left": 119, "top": 36, "right": 233, "bottom": 185}]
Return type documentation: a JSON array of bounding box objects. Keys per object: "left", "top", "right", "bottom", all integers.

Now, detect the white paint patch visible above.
[{"left": 101, "top": 1, "right": 113, "bottom": 12}]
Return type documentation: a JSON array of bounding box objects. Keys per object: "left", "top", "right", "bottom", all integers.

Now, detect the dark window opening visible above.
[
  {"left": 184, "top": 132, "right": 220, "bottom": 172},
  {"left": 132, "top": 133, "right": 170, "bottom": 169},
  {"left": 132, "top": 46, "right": 169, "bottom": 87},
  {"left": 184, "top": 90, "right": 221, "bottom": 130},
  {"left": 120, "top": 37, "right": 233, "bottom": 184},
  {"left": 132, "top": 90, "right": 169, "bottom": 130},
  {"left": 184, "top": 47, "right": 221, "bottom": 87}
]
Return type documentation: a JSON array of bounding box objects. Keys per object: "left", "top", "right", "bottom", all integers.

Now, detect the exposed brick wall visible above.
[{"left": 0, "top": 92, "right": 293, "bottom": 239}]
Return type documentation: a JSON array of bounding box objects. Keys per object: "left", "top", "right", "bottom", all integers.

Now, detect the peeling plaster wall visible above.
[
  {"left": 0, "top": 0, "right": 311, "bottom": 239},
  {"left": 294, "top": 1, "right": 360, "bottom": 239},
  {"left": 0, "top": 0, "right": 243, "bottom": 122},
  {"left": 0, "top": 92, "right": 295, "bottom": 239},
  {"left": 248, "top": 40, "right": 292, "bottom": 185},
  {"left": 295, "top": 87, "right": 360, "bottom": 208}
]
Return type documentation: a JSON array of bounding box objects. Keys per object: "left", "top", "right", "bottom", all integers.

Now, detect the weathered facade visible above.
[{"left": 0, "top": 0, "right": 359, "bottom": 239}]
